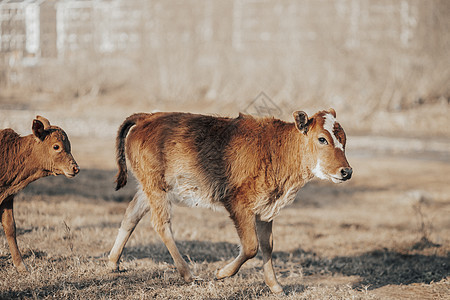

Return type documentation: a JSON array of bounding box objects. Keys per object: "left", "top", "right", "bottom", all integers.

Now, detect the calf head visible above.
[
  {"left": 294, "top": 109, "right": 352, "bottom": 183},
  {"left": 32, "top": 116, "right": 80, "bottom": 178}
]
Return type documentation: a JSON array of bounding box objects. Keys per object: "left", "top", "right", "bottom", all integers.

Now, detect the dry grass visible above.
[{"left": 1, "top": 151, "right": 449, "bottom": 299}]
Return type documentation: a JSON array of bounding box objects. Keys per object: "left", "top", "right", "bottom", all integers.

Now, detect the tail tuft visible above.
[{"left": 115, "top": 169, "right": 127, "bottom": 191}]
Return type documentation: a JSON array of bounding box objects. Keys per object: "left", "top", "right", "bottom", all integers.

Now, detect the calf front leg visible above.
[
  {"left": 1, "top": 195, "right": 27, "bottom": 272},
  {"left": 108, "top": 189, "right": 150, "bottom": 271},
  {"left": 256, "top": 217, "right": 283, "bottom": 294},
  {"left": 216, "top": 206, "right": 258, "bottom": 279}
]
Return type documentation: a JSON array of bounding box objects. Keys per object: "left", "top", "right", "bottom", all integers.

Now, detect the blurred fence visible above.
[{"left": 0, "top": 0, "right": 449, "bottom": 114}]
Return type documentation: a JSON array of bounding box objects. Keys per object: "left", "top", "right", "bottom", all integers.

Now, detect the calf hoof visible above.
[
  {"left": 107, "top": 260, "right": 120, "bottom": 273},
  {"left": 15, "top": 262, "right": 29, "bottom": 273},
  {"left": 269, "top": 284, "right": 284, "bottom": 295},
  {"left": 216, "top": 267, "right": 232, "bottom": 280},
  {"left": 181, "top": 270, "right": 194, "bottom": 283}
]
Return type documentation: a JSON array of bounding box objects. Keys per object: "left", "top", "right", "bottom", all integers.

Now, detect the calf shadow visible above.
[
  {"left": 327, "top": 249, "right": 449, "bottom": 289},
  {"left": 120, "top": 240, "right": 240, "bottom": 264},
  {"left": 274, "top": 247, "right": 449, "bottom": 290},
  {"left": 121, "top": 240, "right": 449, "bottom": 290}
]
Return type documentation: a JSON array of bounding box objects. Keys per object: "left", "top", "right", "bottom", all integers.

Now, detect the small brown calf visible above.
[
  {"left": 0, "top": 116, "right": 79, "bottom": 271},
  {"left": 108, "top": 109, "right": 352, "bottom": 293}
]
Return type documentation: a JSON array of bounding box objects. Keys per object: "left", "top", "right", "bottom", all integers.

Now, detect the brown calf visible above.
[
  {"left": 0, "top": 116, "right": 79, "bottom": 271},
  {"left": 108, "top": 109, "right": 352, "bottom": 293}
]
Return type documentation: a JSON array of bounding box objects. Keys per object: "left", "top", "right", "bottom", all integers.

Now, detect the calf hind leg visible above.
[
  {"left": 147, "top": 189, "right": 193, "bottom": 282},
  {"left": 108, "top": 189, "right": 150, "bottom": 271},
  {"left": 1, "top": 196, "right": 27, "bottom": 272}
]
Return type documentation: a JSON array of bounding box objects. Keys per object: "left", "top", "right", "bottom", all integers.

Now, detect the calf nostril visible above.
[
  {"left": 341, "top": 167, "right": 352, "bottom": 179},
  {"left": 73, "top": 165, "right": 80, "bottom": 174}
]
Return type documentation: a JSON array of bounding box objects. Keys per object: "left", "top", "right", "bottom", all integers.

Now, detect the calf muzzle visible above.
[
  {"left": 340, "top": 167, "right": 353, "bottom": 181},
  {"left": 73, "top": 164, "right": 80, "bottom": 175}
]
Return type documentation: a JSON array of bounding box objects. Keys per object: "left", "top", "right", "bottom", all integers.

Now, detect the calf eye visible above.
[
  {"left": 53, "top": 144, "right": 60, "bottom": 151},
  {"left": 318, "top": 137, "right": 328, "bottom": 145}
]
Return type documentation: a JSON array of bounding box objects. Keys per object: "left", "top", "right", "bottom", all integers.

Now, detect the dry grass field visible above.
[{"left": 0, "top": 114, "right": 449, "bottom": 299}]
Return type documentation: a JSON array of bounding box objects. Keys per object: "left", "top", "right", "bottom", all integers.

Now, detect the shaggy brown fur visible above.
[
  {"left": 0, "top": 116, "right": 79, "bottom": 271},
  {"left": 108, "top": 109, "right": 351, "bottom": 294}
]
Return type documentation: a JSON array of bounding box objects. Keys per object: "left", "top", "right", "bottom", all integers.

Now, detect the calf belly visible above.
[{"left": 166, "top": 174, "right": 224, "bottom": 212}]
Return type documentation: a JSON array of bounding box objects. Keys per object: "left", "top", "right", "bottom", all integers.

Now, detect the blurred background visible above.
[{"left": 0, "top": 0, "right": 449, "bottom": 162}]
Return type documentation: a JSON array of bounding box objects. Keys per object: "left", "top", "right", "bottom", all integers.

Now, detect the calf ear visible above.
[
  {"left": 32, "top": 119, "right": 47, "bottom": 141},
  {"left": 36, "top": 115, "right": 51, "bottom": 129},
  {"left": 328, "top": 108, "right": 336, "bottom": 118},
  {"left": 293, "top": 111, "right": 309, "bottom": 134}
]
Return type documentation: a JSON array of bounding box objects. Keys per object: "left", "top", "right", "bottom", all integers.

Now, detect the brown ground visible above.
[{"left": 0, "top": 134, "right": 449, "bottom": 299}]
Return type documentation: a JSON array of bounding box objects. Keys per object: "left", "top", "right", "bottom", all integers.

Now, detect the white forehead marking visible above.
[{"left": 323, "top": 114, "right": 344, "bottom": 151}]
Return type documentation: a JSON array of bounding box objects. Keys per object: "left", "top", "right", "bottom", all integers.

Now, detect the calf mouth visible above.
[
  {"left": 329, "top": 173, "right": 352, "bottom": 183},
  {"left": 64, "top": 169, "right": 80, "bottom": 178},
  {"left": 63, "top": 164, "right": 80, "bottom": 178},
  {"left": 330, "top": 176, "right": 346, "bottom": 183},
  {"left": 50, "top": 168, "right": 78, "bottom": 178},
  {"left": 64, "top": 172, "right": 77, "bottom": 178}
]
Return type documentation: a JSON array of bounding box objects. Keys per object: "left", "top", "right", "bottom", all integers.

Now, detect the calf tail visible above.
[{"left": 115, "top": 113, "right": 147, "bottom": 190}]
